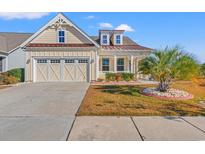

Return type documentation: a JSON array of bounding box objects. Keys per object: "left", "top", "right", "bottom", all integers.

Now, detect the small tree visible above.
[{"left": 139, "top": 46, "right": 199, "bottom": 92}]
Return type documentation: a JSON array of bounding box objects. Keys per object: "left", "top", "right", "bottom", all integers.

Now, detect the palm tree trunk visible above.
[{"left": 158, "top": 79, "right": 170, "bottom": 92}]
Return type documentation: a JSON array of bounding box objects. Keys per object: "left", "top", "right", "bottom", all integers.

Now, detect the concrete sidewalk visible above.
[{"left": 68, "top": 116, "right": 205, "bottom": 141}]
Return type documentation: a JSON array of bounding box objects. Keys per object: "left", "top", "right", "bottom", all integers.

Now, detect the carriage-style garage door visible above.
[{"left": 35, "top": 58, "right": 89, "bottom": 82}]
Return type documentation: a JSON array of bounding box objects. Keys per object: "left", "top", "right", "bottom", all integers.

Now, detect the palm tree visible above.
[{"left": 139, "top": 46, "right": 199, "bottom": 92}]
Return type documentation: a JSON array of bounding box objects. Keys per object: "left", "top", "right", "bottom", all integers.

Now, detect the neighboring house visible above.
[
  {"left": 0, "top": 32, "right": 32, "bottom": 72},
  {"left": 0, "top": 13, "right": 152, "bottom": 82}
]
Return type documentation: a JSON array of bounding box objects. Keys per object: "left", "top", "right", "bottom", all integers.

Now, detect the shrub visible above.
[
  {"left": 0, "top": 74, "right": 4, "bottom": 85},
  {"left": 7, "top": 68, "right": 24, "bottom": 82},
  {"left": 0, "top": 72, "right": 18, "bottom": 85},
  {"left": 97, "top": 78, "right": 104, "bottom": 82},
  {"left": 105, "top": 73, "right": 116, "bottom": 81},
  {"left": 115, "top": 73, "right": 122, "bottom": 82},
  {"left": 122, "top": 73, "right": 134, "bottom": 81},
  {"left": 2, "top": 75, "right": 18, "bottom": 84},
  {"left": 105, "top": 73, "right": 135, "bottom": 82}
]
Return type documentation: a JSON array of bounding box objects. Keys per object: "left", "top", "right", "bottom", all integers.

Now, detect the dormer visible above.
[
  {"left": 111, "top": 30, "right": 124, "bottom": 45},
  {"left": 99, "top": 30, "right": 111, "bottom": 45}
]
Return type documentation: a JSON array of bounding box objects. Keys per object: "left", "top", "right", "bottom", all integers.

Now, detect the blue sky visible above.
[{"left": 0, "top": 12, "right": 204, "bottom": 63}]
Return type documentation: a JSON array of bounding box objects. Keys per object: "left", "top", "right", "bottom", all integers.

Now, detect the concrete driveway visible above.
[{"left": 0, "top": 82, "right": 89, "bottom": 141}]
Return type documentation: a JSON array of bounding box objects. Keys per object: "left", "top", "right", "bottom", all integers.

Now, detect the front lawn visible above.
[{"left": 77, "top": 81, "right": 205, "bottom": 116}]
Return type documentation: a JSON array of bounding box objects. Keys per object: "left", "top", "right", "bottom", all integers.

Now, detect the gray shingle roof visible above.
[{"left": 0, "top": 32, "right": 32, "bottom": 53}]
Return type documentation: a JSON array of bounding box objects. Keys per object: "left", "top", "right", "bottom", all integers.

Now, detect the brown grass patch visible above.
[{"left": 77, "top": 81, "right": 205, "bottom": 116}]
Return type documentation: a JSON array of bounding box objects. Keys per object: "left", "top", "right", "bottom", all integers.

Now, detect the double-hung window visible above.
[
  {"left": 115, "top": 35, "right": 121, "bottom": 45},
  {"left": 117, "top": 58, "right": 124, "bottom": 71},
  {"left": 102, "top": 35, "right": 108, "bottom": 45},
  {"left": 58, "top": 30, "right": 65, "bottom": 43},
  {"left": 102, "top": 58, "right": 109, "bottom": 71}
]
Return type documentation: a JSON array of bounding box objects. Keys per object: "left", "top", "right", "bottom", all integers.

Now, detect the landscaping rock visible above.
[{"left": 142, "top": 88, "right": 193, "bottom": 100}]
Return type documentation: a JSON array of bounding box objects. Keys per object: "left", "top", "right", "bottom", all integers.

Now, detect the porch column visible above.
[
  {"left": 114, "top": 55, "right": 117, "bottom": 72},
  {"left": 96, "top": 53, "right": 99, "bottom": 80},
  {"left": 130, "top": 55, "right": 134, "bottom": 73},
  {"left": 135, "top": 58, "right": 139, "bottom": 80}
]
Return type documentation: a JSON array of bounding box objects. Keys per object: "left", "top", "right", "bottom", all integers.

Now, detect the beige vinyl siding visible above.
[
  {"left": 25, "top": 49, "right": 96, "bottom": 82},
  {"left": 110, "top": 35, "right": 114, "bottom": 45},
  {"left": 66, "top": 30, "right": 82, "bottom": 44},
  {"left": 31, "top": 26, "right": 92, "bottom": 44},
  {"left": 31, "top": 28, "right": 57, "bottom": 43}
]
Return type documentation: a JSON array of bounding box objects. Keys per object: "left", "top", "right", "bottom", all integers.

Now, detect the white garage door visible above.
[{"left": 35, "top": 58, "right": 89, "bottom": 82}]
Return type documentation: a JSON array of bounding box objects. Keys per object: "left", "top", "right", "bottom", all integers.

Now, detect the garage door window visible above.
[
  {"left": 51, "top": 59, "right": 60, "bottom": 63},
  {"left": 37, "top": 59, "right": 47, "bottom": 63},
  {"left": 65, "top": 59, "right": 75, "bottom": 63},
  {"left": 78, "top": 59, "right": 88, "bottom": 63}
]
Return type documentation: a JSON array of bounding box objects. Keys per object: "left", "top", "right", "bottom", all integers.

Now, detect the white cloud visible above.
[
  {"left": 0, "top": 12, "right": 49, "bottom": 20},
  {"left": 115, "top": 24, "right": 135, "bottom": 32},
  {"left": 85, "top": 15, "right": 95, "bottom": 19},
  {"left": 98, "top": 22, "right": 113, "bottom": 29}
]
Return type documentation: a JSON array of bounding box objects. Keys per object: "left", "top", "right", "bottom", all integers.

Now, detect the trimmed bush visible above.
[
  {"left": 105, "top": 73, "right": 116, "bottom": 81},
  {"left": 121, "top": 73, "right": 134, "bottom": 81},
  {"left": 7, "top": 68, "right": 24, "bottom": 82},
  {"left": 105, "top": 73, "right": 135, "bottom": 81}
]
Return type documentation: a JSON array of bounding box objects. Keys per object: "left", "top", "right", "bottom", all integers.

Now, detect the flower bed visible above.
[{"left": 142, "top": 88, "right": 193, "bottom": 100}]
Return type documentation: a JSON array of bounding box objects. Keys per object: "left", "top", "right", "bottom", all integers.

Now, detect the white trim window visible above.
[
  {"left": 101, "top": 34, "right": 109, "bottom": 45},
  {"left": 115, "top": 34, "right": 121, "bottom": 45},
  {"left": 102, "top": 58, "right": 109, "bottom": 71},
  {"left": 58, "top": 30, "right": 65, "bottom": 43},
  {"left": 117, "top": 58, "right": 124, "bottom": 71}
]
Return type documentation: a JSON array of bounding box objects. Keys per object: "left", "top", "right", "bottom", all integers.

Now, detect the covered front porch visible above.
[{"left": 96, "top": 50, "right": 149, "bottom": 80}]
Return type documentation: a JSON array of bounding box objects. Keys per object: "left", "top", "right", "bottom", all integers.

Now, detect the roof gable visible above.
[{"left": 21, "top": 13, "right": 99, "bottom": 48}]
